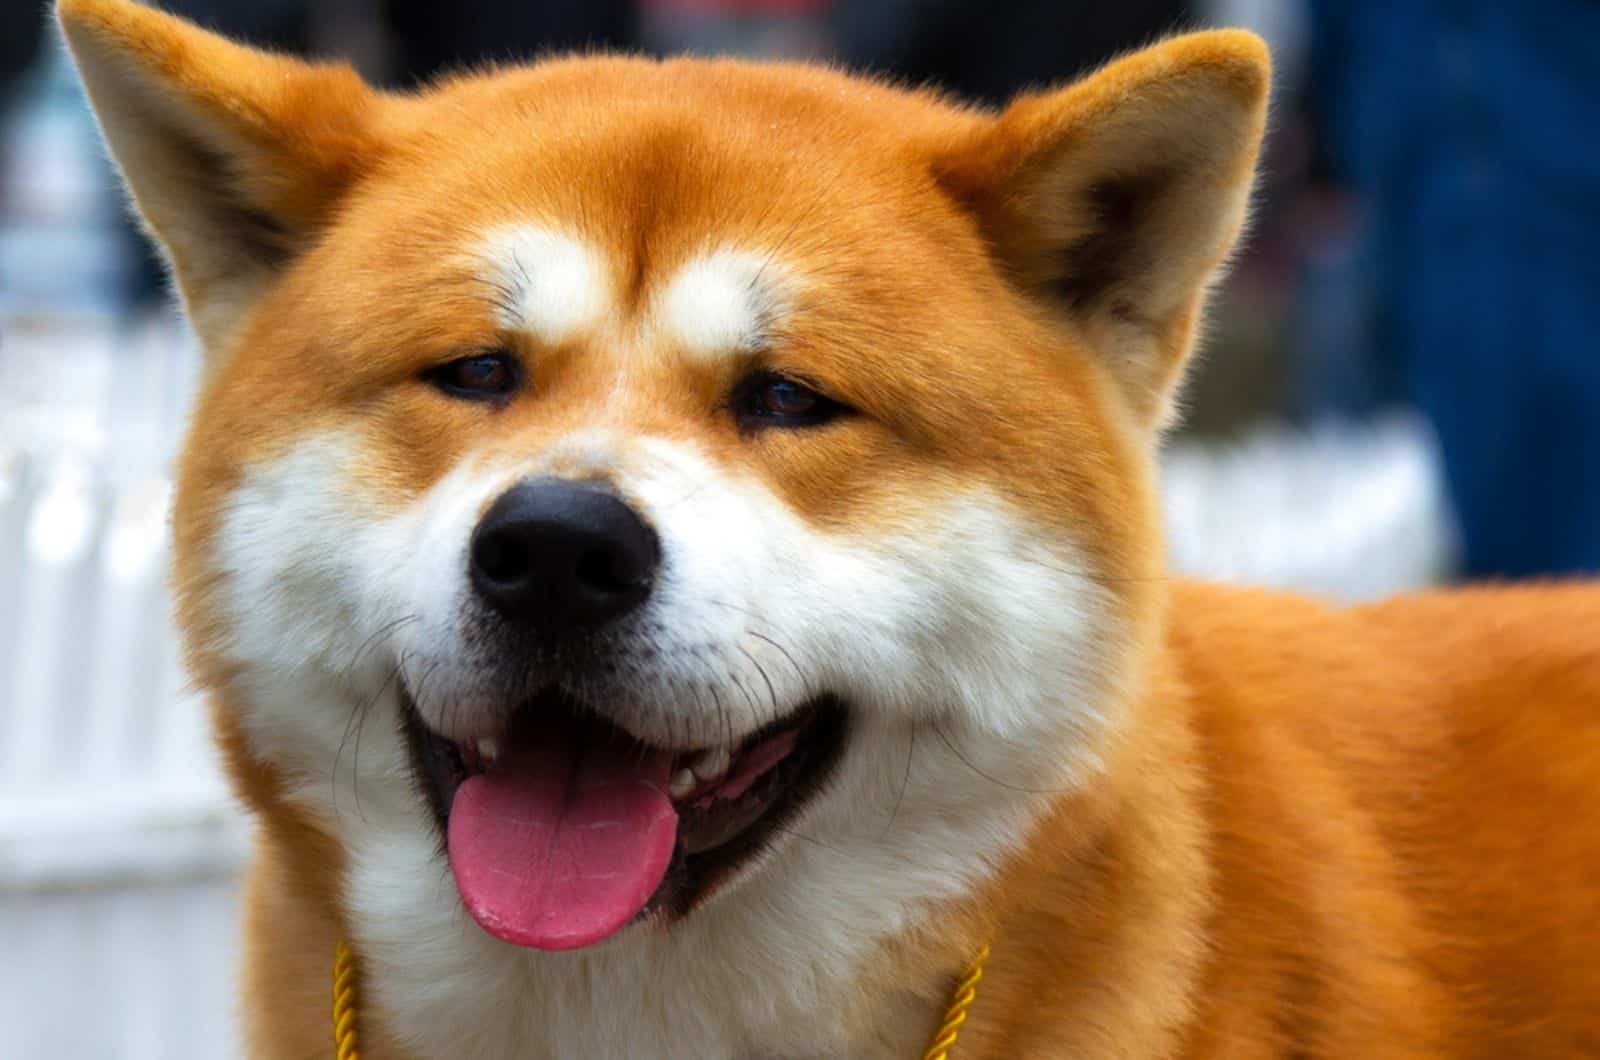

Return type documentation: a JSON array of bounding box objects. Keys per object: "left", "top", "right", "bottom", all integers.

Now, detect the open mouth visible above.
[{"left": 401, "top": 684, "right": 847, "bottom": 951}]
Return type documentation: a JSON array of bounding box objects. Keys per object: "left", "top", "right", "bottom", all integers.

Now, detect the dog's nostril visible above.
[
  {"left": 474, "top": 531, "right": 528, "bottom": 585},
  {"left": 470, "top": 478, "right": 660, "bottom": 630},
  {"left": 576, "top": 546, "right": 643, "bottom": 593}
]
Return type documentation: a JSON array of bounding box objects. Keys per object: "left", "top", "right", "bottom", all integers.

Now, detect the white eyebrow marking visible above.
[
  {"left": 475, "top": 225, "right": 611, "bottom": 344},
  {"left": 656, "top": 249, "right": 788, "bottom": 361}
]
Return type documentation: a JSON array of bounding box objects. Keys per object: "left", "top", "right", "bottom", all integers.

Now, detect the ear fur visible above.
[
  {"left": 57, "top": 0, "right": 389, "bottom": 352},
  {"left": 935, "top": 31, "right": 1270, "bottom": 427}
]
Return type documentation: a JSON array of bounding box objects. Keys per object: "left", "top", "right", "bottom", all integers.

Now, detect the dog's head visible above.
[{"left": 63, "top": 0, "right": 1264, "bottom": 1036}]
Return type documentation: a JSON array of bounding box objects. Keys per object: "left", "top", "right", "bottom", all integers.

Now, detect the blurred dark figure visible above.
[
  {"left": 830, "top": 0, "right": 1190, "bottom": 105},
  {"left": 0, "top": 0, "right": 45, "bottom": 121},
  {"left": 1299, "top": 1, "right": 1600, "bottom": 578},
  {"left": 386, "top": 0, "right": 634, "bottom": 82},
  {"left": 131, "top": 1, "right": 636, "bottom": 83},
  {"left": 0, "top": 4, "right": 44, "bottom": 94}
]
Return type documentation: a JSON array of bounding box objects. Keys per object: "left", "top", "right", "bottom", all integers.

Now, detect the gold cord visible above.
[
  {"left": 333, "top": 938, "right": 991, "bottom": 1059},
  {"left": 332, "top": 939, "right": 362, "bottom": 1060},
  {"left": 921, "top": 942, "right": 991, "bottom": 1060}
]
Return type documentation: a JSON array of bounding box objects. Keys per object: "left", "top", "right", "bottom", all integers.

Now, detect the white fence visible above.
[
  {"left": 0, "top": 315, "right": 246, "bottom": 1059},
  {"left": 0, "top": 315, "right": 1455, "bottom": 1059}
]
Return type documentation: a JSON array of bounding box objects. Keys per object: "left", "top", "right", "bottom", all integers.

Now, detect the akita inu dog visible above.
[{"left": 60, "top": 1, "right": 1600, "bottom": 1056}]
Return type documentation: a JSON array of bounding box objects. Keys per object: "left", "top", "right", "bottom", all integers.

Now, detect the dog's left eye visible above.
[
  {"left": 427, "top": 352, "right": 520, "bottom": 400},
  {"left": 733, "top": 372, "right": 850, "bottom": 430}
]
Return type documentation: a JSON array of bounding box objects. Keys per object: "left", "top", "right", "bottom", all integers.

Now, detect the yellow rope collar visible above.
[
  {"left": 332, "top": 940, "right": 361, "bottom": 1060},
  {"left": 333, "top": 937, "right": 990, "bottom": 1059},
  {"left": 920, "top": 941, "right": 991, "bottom": 1060}
]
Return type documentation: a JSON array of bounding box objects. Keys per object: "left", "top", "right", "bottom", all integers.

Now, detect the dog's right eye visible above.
[
  {"left": 730, "top": 371, "right": 852, "bottom": 431},
  {"left": 427, "top": 352, "right": 521, "bottom": 401}
]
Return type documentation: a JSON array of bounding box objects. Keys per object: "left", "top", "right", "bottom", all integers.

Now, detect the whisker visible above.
[
  {"left": 710, "top": 684, "right": 731, "bottom": 755},
  {"left": 880, "top": 722, "right": 917, "bottom": 840},
  {"left": 701, "top": 598, "right": 808, "bottom": 686},
  {"left": 767, "top": 823, "right": 847, "bottom": 856},
  {"left": 350, "top": 662, "right": 403, "bottom": 821},
  {"left": 654, "top": 478, "right": 714, "bottom": 513},
  {"left": 333, "top": 659, "right": 402, "bottom": 823},
  {"left": 930, "top": 721, "right": 1074, "bottom": 795},
  {"left": 331, "top": 616, "right": 421, "bottom": 820},
  {"left": 745, "top": 630, "right": 806, "bottom": 687},
  {"left": 342, "top": 614, "right": 421, "bottom": 690},
  {"left": 738, "top": 645, "right": 780, "bottom": 726},
  {"left": 725, "top": 656, "right": 762, "bottom": 733}
]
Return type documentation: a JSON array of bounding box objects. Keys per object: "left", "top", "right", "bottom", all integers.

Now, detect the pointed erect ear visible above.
[
  {"left": 57, "top": 0, "right": 389, "bottom": 352},
  {"left": 934, "top": 31, "right": 1270, "bottom": 428}
]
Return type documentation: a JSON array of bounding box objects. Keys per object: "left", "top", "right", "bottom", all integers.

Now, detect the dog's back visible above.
[{"left": 1182, "top": 583, "right": 1600, "bottom": 1056}]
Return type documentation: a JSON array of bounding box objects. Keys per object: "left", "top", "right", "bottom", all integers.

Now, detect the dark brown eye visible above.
[
  {"left": 761, "top": 378, "right": 818, "bottom": 416},
  {"left": 428, "top": 352, "right": 519, "bottom": 400},
  {"left": 733, "top": 372, "right": 850, "bottom": 430}
]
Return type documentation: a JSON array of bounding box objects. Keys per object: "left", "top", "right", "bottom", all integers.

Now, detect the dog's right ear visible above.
[
  {"left": 58, "top": 0, "right": 390, "bottom": 353},
  {"left": 932, "top": 32, "right": 1269, "bottom": 430}
]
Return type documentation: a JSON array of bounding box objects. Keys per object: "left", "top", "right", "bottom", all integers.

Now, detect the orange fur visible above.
[{"left": 58, "top": 1, "right": 1600, "bottom": 1055}]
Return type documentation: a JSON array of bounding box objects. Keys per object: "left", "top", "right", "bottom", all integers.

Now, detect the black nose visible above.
[{"left": 470, "top": 478, "right": 659, "bottom": 630}]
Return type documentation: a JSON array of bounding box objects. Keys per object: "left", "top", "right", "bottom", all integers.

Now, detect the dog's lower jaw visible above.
[
  {"left": 335, "top": 817, "right": 995, "bottom": 1058},
  {"left": 239, "top": 724, "right": 1207, "bottom": 1060},
  {"left": 294, "top": 698, "right": 1183, "bottom": 1060},
  {"left": 318, "top": 732, "right": 1086, "bottom": 1058}
]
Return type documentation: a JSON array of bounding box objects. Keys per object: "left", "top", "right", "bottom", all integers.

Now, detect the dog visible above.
[{"left": 60, "top": 1, "right": 1600, "bottom": 1056}]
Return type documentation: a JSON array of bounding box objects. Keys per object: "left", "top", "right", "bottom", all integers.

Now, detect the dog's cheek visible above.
[
  {"left": 803, "top": 494, "right": 1117, "bottom": 741},
  {"left": 205, "top": 431, "right": 414, "bottom": 796},
  {"left": 216, "top": 432, "right": 385, "bottom": 679},
  {"left": 213, "top": 431, "right": 494, "bottom": 707},
  {"left": 629, "top": 437, "right": 1116, "bottom": 743}
]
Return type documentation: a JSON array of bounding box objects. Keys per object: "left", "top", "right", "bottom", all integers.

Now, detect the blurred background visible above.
[{"left": 3, "top": 0, "right": 1596, "bottom": 1055}]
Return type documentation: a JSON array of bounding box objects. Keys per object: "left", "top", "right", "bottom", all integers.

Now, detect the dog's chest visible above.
[{"left": 368, "top": 957, "right": 905, "bottom": 1060}]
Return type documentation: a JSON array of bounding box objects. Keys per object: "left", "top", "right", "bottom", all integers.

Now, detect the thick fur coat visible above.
[{"left": 60, "top": 1, "right": 1600, "bottom": 1055}]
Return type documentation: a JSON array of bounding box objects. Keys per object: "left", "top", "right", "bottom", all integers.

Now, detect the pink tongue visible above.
[{"left": 447, "top": 728, "right": 678, "bottom": 951}]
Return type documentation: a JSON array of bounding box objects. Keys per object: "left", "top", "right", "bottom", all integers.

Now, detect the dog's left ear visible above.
[
  {"left": 934, "top": 31, "right": 1270, "bottom": 428},
  {"left": 57, "top": 0, "right": 391, "bottom": 354}
]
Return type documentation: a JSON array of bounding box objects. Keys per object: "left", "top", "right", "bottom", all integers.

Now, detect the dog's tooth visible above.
[
  {"left": 690, "top": 746, "right": 731, "bottom": 782},
  {"left": 669, "top": 769, "right": 697, "bottom": 800},
  {"left": 476, "top": 738, "right": 499, "bottom": 766}
]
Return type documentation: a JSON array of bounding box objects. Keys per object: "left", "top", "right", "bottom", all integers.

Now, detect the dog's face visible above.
[
  {"left": 185, "top": 67, "right": 1151, "bottom": 947},
  {"left": 63, "top": 0, "right": 1264, "bottom": 1049}
]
